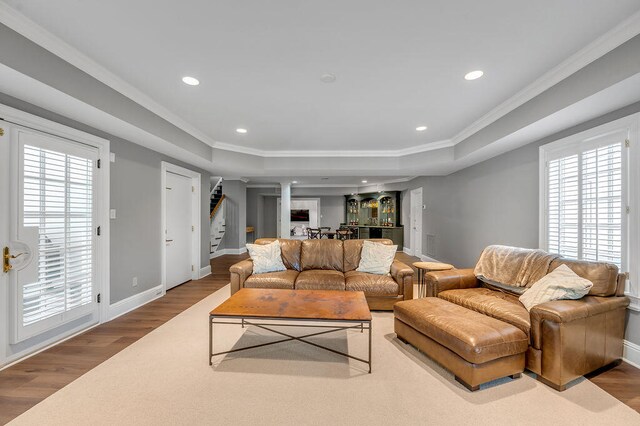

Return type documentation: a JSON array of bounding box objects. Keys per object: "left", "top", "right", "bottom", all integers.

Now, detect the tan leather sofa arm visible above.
[
  {"left": 529, "top": 295, "right": 629, "bottom": 349},
  {"left": 229, "top": 259, "right": 253, "bottom": 294},
  {"left": 391, "top": 259, "right": 414, "bottom": 300},
  {"left": 425, "top": 268, "right": 478, "bottom": 296}
]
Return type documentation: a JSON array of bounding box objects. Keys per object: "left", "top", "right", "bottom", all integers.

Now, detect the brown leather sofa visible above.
[
  {"left": 399, "top": 256, "right": 628, "bottom": 391},
  {"left": 229, "top": 238, "right": 413, "bottom": 310}
]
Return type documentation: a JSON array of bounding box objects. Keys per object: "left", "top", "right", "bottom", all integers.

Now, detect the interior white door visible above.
[
  {"left": 165, "top": 171, "right": 192, "bottom": 289},
  {"left": 8, "top": 125, "right": 100, "bottom": 343},
  {"left": 410, "top": 188, "right": 423, "bottom": 257}
]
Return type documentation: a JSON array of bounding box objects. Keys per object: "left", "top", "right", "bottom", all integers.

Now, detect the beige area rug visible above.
[{"left": 10, "top": 285, "right": 640, "bottom": 426}]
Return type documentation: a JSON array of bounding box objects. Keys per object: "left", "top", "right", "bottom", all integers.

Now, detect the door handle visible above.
[
  {"left": 3, "top": 247, "right": 25, "bottom": 273},
  {"left": 165, "top": 239, "right": 173, "bottom": 242}
]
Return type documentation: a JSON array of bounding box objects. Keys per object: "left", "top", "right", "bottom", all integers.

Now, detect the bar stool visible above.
[{"left": 412, "top": 262, "right": 454, "bottom": 298}]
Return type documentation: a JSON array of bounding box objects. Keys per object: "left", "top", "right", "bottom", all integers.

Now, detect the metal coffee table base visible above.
[{"left": 209, "top": 316, "right": 372, "bottom": 373}]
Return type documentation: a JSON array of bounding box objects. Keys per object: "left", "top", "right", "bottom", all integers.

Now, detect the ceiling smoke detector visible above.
[{"left": 320, "top": 73, "right": 336, "bottom": 83}]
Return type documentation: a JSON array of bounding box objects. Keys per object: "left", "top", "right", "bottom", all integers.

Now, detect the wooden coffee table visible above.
[{"left": 209, "top": 288, "right": 373, "bottom": 372}]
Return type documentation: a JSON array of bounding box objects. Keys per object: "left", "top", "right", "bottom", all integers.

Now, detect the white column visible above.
[{"left": 279, "top": 182, "right": 291, "bottom": 238}]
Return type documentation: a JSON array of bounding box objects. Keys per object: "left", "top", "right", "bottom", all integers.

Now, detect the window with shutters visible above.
[
  {"left": 540, "top": 114, "right": 639, "bottom": 309},
  {"left": 545, "top": 144, "right": 623, "bottom": 267}
]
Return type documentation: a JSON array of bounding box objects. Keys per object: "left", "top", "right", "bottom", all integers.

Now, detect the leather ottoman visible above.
[{"left": 394, "top": 297, "right": 528, "bottom": 391}]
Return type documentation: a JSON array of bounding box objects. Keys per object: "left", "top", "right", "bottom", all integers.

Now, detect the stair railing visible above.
[{"left": 210, "top": 194, "right": 226, "bottom": 219}]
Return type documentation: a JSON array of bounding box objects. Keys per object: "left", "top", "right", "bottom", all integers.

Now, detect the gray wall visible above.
[
  {"left": 319, "top": 196, "right": 346, "bottom": 230},
  {"left": 404, "top": 100, "right": 640, "bottom": 267},
  {"left": 263, "top": 196, "right": 278, "bottom": 238},
  {"left": 109, "top": 140, "right": 211, "bottom": 303},
  {"left": 246, "top": 187, "right": 278, "bottom": 239},
  {"left": 0, "top": 92, "right": 212, "bottom": 304},
  {"left": 402, "top": 101, "right": 640, "bottom": 345},
  {"left": 220, "top": 180, "right": 247, "bottom": 249}
]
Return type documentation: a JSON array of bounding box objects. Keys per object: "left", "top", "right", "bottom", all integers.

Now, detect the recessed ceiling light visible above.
[
  {"left": 416, "top": 126, "right": 428, "bottom": 131},
  {"left": 236, "top": 128, "right": 248, "bottom": 134},
  {"left": 182, "top": 76, "right": 200, "bottom": 86},
  {"left": 362, "top": 180, "right": 368, "bottom": 183},
  {"left": 292, "top": 180, "right": 298, "bottom": 184},
  {"left": 464, "top": 70, "right": 484, "bottom": 81},
  {"left": 320, "top": 73, "right": 336, "bottom": 83}
]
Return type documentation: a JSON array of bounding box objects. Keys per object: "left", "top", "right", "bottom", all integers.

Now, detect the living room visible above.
[{"left": 1, "top": 1, "right": 640, "bottom": 424}]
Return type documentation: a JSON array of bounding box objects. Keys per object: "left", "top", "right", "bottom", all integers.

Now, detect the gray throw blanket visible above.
[{"left": 474, "top": 245, "right": 559, "bottom": 288}]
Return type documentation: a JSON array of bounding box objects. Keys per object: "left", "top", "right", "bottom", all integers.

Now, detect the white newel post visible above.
[{"left": 280, "top": 182, "right": 291, "bottom": 238}]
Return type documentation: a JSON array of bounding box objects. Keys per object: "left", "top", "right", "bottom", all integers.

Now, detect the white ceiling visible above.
[{"left": 5, "top": 0, "right": 640, "bottom": 156}]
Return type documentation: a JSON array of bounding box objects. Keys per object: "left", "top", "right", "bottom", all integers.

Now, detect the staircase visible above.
[{"left": 210, "top": 178, "right": 226, "bottom": 255}]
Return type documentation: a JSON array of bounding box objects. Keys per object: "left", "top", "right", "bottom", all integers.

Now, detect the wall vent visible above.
[{"left": 426, "top": 234, "right": 436, "bottom": 257}]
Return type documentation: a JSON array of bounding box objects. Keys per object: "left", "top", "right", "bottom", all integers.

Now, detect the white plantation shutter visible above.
[
  {"left": 20, "top": 141, "right": 95, "bottom": 330},
  {"left": 544, "top": 140, "right": 625, "bottom": 268},
  {"left": 581, "top": 144, "right": 623, "bottom": 266},
  {"left": 547, "top": 154, "right": 579, "bottom": 259}
]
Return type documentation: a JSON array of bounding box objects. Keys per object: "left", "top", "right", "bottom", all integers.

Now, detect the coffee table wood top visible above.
[{"left": 211, "top": 289, "right": 372, "bottom": 322}]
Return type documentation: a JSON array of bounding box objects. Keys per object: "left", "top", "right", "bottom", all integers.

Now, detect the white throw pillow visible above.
[
  {"left": 356, "top": 240, "right": 398, "bottom": 275},
  {"left": 246, "top": 240, "right": 287, "bottom": 274},
  {"left": 519, "top": 264, "right": 593, "bottom": 311}
]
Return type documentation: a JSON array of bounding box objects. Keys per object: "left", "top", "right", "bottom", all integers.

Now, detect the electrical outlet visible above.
[
  {"left": 110, "top": 209, "right": 117, "bottom": 219},
  {"left": 132, "top": 277, "right": 138, "bottom": 287}
]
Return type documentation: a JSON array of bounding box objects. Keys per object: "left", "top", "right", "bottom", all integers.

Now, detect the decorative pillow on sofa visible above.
[
  {"left": 519, "top": 264, "right": 593, "bottom": 311},
  {"left": 246, "top": 240, "right": 286, "bottom": 274},
  {"left": 356, "top": 240, "right": 397, "bottom": 275}
]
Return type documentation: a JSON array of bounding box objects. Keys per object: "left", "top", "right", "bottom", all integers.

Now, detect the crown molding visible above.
[
  {"left": 214, "top": 139, "right": 453, "bottom": 158},
  {"left": 245, "top": 176, "right": 417, "bottom": 189},
  {"left": 0, "top": 2, "right": 220, "bottom": 149},
  {"left": 450, "top": 9, "right": 640, "bottom": 145},
  {"left": 2, "top": 3, "right": 639, "bottom": 161}
]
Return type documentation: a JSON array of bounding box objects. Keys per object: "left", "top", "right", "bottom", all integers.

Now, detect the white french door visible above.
[{"left": 9, "top": 125, "right": 100, "bottom": 343}]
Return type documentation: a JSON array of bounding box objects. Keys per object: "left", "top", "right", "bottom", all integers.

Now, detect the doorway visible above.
[
  {"left": 410, "top": 188, "right": 423, "bottom": 257},
  {"left": 160, "top": 162, "right": 200, "bottom": 291}
]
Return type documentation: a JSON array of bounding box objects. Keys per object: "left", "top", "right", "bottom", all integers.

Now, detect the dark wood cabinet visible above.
[{"left": 345, "top": 191, "right": 403, "bottom": 249}]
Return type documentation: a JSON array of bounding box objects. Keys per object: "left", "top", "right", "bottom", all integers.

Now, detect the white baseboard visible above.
[
  {"left": 108, "top": 284, "right": 164, "bottom": 321},
  {"left": 199, "top": 265, "right": 212, "bottom": 279},
  {"left": 419, "top": 254, "right": 440, "bottom": 262},
  {"left": 402, "top": 247, "right": 441, "bottom": 262},
  {"left": 210, "top": 247, "right": 247, "bottom": 259},
  {"left": 623, "top": 339, "right": 640, "bottom": 369}
]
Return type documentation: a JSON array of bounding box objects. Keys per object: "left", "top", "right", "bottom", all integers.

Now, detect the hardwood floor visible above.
[
  {"left": 0, "top": 251, "right": 638, "bottom": 424},
  {"left": 0, "top": 254, "right": 247, "bottom": 425}
]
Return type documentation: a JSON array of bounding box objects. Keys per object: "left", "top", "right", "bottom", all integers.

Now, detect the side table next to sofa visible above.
[{"left": 412, "top": 262, "right": 453, "bottom": 298}]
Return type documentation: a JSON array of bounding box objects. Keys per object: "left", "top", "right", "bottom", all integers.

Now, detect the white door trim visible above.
[
  {"left": 160, "top": 162, "right": 201, "bottom": 293},
  {"left": 0, "top": 102, "right": 110, "bottom": 366},
  {"left": 410, "top": 187, "right": 423, "bottom": 257}
]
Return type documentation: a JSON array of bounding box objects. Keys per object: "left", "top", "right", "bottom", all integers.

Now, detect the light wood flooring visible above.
[{"left": 0, "top": 252, "right": 637, "bottom": 424}]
